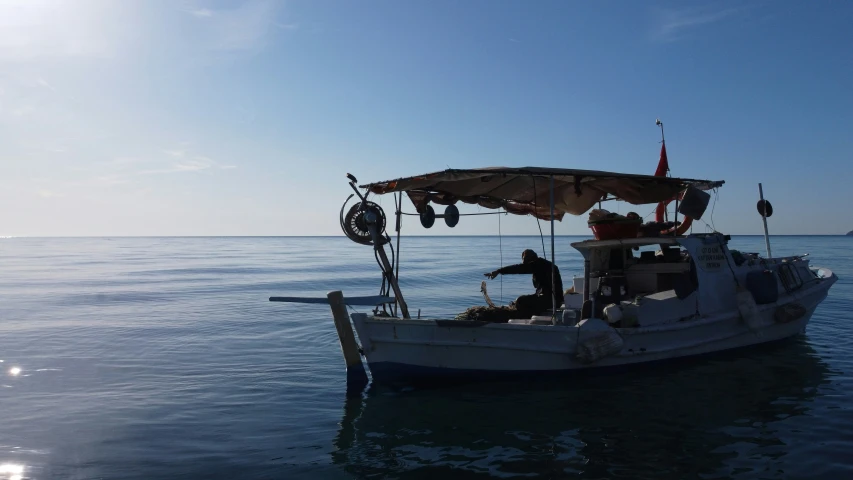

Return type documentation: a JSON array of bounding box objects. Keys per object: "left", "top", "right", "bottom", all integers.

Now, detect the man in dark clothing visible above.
[{"left": 484, "top": 249, "right": 564, "bottom": 318}]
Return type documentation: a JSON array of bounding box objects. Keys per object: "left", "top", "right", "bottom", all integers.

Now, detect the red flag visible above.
[{"left": 654, "top": 142, "right": 669, "bottom": 177}]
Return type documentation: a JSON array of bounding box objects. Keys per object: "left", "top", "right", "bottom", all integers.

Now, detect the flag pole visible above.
[{"left": 655, "top": 118, "right": 671, "bottom": 223}]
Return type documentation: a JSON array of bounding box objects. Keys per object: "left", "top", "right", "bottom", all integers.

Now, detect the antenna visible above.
[
  {"left": 656, "top": 118, "right": 665, "bottom": 145},
  {"left": 654, "top": 118, "right": 673, "bottom": 223}
]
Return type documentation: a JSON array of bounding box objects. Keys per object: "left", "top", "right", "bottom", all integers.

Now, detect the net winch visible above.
[{"left": 338, "top": 174, "right": 411, "bottom": 318}]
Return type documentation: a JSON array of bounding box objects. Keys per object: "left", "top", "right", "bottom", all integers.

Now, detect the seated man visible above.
[{"left": 484, "top": 249, "right": 564, "bottom": 318}]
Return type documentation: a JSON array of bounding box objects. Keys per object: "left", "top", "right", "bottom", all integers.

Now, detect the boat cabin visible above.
[
  {"left": 558, "top": 231, "right": 817, "bottom": 330},
  {"left": 563, "top": 233, "right": 735, "bottom": 329}
]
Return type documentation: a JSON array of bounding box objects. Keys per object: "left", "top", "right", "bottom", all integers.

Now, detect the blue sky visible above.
[{"left": 1, "top": 0, "right": 851, "bottom": 236}]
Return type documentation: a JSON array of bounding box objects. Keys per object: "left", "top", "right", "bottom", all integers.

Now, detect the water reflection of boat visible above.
[{"left": 332, "top": 338, "right": 830, "bottom": 479}]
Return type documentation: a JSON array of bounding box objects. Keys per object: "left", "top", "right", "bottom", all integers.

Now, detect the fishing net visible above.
[{"left": 453, "top": 305, "right": 518, "bottom": 323}]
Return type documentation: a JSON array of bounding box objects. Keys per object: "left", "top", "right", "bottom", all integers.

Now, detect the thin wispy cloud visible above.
[
  {"left": 140, "top": 158, "right": 213, "bottom": 175},
  {"left": 65, "top": 148, "right": 234, "bottom": 192},
  {"left": 93, "top": 175, "right": 129, "bottom": 186},
  {"left": 11, "top": 105, "right": 35, "bottom": 116},
  {"left": 86, "top": 175, "right": 130, "bottom": 187},
  {"left": 36, "top": 77, "right": 56, "bottom": 92},
  {"left": 651, "top": 6, "right": 744, "bottom": 42},
  {"left": 105, "top": 157, "right": 146, "bottom": 166},
  {"left": 163, "top": 149, "right": 188, "bottom": 158},
  {"left": 61, "top": 174, "right": 130, "bottom": 189},
  {"left": 174, "top": 160, "right": 211, "bottom": 172},
  {"left": 184, "top": 0, "right": 285, "bottom": 52},
  {"left": 189, "top": 8, "right": 213, "bottom": 18},
  {"left": 133, "top": 149, "right": 231, "bottom": 176},
  {"left": 36, "top": 189, "right": 64, "bottom": 198}
]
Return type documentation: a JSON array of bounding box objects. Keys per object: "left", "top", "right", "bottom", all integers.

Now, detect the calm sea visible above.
[{"left": 1, "top": 236, "right": 852, "bottom": 479}]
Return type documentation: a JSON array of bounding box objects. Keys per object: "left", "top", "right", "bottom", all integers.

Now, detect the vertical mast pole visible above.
[
  {"left": 674, "top": 197, "right": 679, "bottom": 237},
  {"left": 550, "top": 175, "right": 556, "bottom": 320},
  {"left": 394, "top": 192, "right": 402, "bottom": 316},
  {"left": 394, "top": 193, "right": 402, "bottom": 281},
  {"left": 656, "top": 118, "right": 669, "bottom": 223},
  {"left": 759, "top": 183, "right": 772, "bottom": 259}
]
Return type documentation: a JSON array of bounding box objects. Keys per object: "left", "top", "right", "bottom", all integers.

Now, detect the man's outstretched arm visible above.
[{"left": 484, "top": 262, "right": 534, "bottom": 279}]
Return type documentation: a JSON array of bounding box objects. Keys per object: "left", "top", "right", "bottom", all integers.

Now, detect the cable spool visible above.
[
  {"left": 420, "top": 205, "right": 436, "bottom": 228},
  {"left": 444, "top": 204, "right": 459, "bottom": 227},
  {"left": 340, "top": 198, "right": 388, "bottom": 245}
]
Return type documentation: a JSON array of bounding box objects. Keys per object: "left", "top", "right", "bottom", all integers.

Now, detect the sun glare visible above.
[{"left": 0, "top": 463, "right": 24, "bottom": 480}]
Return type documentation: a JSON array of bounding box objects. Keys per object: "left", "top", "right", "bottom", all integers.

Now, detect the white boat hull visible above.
[{"left": 351, "top": 270, "right": 835, "bottom": 383}]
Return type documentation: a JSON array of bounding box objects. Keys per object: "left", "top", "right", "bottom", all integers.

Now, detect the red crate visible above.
[{"left": 588, "top": 221, "right": 640, "bottom": 240}]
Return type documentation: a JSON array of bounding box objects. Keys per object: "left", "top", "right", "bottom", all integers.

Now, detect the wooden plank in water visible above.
[
  {"left": 269, "top": 295, "right": 395, "bottom": 306},
  {"left": 327, "top": 291, "right": 369, "bottom": 392}
]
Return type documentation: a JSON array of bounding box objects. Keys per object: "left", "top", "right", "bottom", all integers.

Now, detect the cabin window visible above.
[{"left": 778, "top": 263, "right": 804, "bottom": 293}]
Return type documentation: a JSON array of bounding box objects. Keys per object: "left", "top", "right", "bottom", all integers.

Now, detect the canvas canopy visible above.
[{"left": 362, "top": 167, "right": 724, "bottom": 221}]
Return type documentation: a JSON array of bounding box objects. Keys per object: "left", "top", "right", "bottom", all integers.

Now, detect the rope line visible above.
[
  {"left": 498, "top": 207, "right": 503, "bottom": 305},
  {"left": 709, "top": 188, "right": 719, "bottom": 232},
  {"left": 531, "top": 176, "right": 547, "bottom": 260}
]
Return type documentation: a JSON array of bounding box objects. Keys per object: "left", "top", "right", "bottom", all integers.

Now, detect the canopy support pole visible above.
[
  {"left": 394, "top": 192, "right": 403, "bottom": 316},
  {"left": 550, "top": 175, "right": 556, "bottom": 322},
  {"left": 674, "top": 197, "right": 679, "bottom": 237},
  {"left": 583, "top": 258, "right": 591, "bottom": 319}
]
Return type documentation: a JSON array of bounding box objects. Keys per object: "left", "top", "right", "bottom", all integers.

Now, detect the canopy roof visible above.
[{"left": 362, "top": 167, "right": 724, "bottom": 221}]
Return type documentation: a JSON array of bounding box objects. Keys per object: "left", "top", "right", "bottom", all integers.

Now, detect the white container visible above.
[
  {"left": 561, "top": 308, "right": 578, "bottom": 326},
  {"left": 572, "top": 276, "right": 599, "bottom": 296},
  {"left": 563, "top": 292, "right": 584, "bottom": 309}
]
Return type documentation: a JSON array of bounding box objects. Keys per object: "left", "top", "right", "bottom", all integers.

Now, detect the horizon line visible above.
[{"left": 1, "top": 234, "right": 848, "bottom": 238}]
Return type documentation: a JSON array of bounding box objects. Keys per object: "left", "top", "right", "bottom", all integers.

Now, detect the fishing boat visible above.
[{"left": 271, "top": 130, "right": 837, "bottom": 388}]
